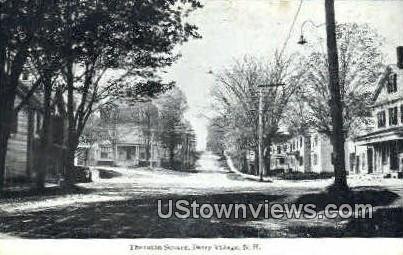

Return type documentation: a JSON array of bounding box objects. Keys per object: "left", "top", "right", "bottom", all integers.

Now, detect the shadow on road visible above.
[
  {"left": 0, "top": 183, "right": 401, "bottom": 238},
  {"left": 294, "top": 186, "right": 399, "bottom": 211},
  {"left": 288, "top": 207, "right": 403, "bottom": 237},
  {"left": 0, "top": 192, "right": 283, "bottom": 238},
  {"left": 285, "top": 186, "right": 402, "bottom": 237},
  {"left": 0, "top": 186, "right": 93, "bottom": 201}
]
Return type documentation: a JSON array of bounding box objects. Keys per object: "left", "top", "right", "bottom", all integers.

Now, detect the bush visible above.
[
  {"left": 96, "top": 169, "right": 122, "bottom": 179},
  {"left": 277, "top": 171, "right": 334, "bottom": 180}
]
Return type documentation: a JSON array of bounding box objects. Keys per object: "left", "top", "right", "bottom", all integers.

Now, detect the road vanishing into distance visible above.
[{"left": 0, "top": 152, "right": 402, "bottom": 238}]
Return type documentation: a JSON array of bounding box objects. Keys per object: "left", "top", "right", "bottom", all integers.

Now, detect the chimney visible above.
[{"left": 398, "top": 46, "right": 403, "bottom": 69}]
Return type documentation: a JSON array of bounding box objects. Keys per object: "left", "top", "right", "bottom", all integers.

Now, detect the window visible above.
[
  {"left": 299, "top": 137, "right": 303, "bottom": 148},
  {"left": 361, "top": 153, "right": 366, "bottom": 169},
  {"left": 389, "top": 107, "right": 398, "bottom": 126},
  {"left": 277, "top": 146, "right": 281, "bottom": 154},
  {"left": 126, "top": 147, "right": 136, "bottom": 160},
  {"left": 390, "top": 142, "right": 399, "bottom": 170},
  {"left": 21, "top": 72, "right": 29, "bottom": 81},
  {"left": 299, "top": 157, "right": 303, "bottom": 166},
  {"left": 279, "top": 158, "right": 285, "bottom": 164},
  {"left": 313, "top": 154, "right": 318, "bottom": 166},
  {"left": 313, "top": 135, "right": 319, "bottom": 147},
  {"left": 35, "top": 113, "right": 41, "bottom": 135},
  {"left": 401, "top": 105, "right": 403, "bottom": 124},
  {"left": 126, "top": 150, "right": 132, "bottom": 160},
  {"left": 377, "top": 111, "right": 386, "bottom": 128},
  {"left": 100, "top": 146, "right": 111, "bottom": 159},
  {"left": 356, "top": 156, "right": 360, "bottom": 173},
  {"left": 387, "top": 73, "right": 397, "bottom": 93},
  {"left": 10, "top": 110, "right": 19, "bottom": 134},
  {"left": 349, "top": 153, "right": 356, "bottom": 172}
]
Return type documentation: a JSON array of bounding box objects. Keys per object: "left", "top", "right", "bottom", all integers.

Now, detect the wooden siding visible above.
[{"left": 5, "top": 110, "right": 29, "bottom": 180}]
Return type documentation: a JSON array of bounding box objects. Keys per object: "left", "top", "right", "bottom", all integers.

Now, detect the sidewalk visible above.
[{"left": 225, "top": 155, "right": 273, "bottom": 182}]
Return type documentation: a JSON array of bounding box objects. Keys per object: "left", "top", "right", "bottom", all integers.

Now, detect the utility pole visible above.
[
  {"left": 324, "top": 0, "right": 347, "bottom": 189},
  {"left": 258, "top": 87, "right": 264, "bottom": 181},
  {"left": 257, "top": 84, "right": 284, "bottom": 182}
]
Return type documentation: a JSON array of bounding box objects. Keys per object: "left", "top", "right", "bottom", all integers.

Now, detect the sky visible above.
[{"left": 165, "top": 0, "right": 403, "bottom": 150}]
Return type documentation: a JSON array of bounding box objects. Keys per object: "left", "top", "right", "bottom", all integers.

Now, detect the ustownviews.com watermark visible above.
[{"left": 157, "top": 200, "right": 373, "bottom": 220}]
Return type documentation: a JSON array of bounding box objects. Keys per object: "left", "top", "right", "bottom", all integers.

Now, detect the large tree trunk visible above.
[
  {"left": 0, "top": 125, "right": 10, "bottom": 192},
  {"left": 325, "top": 0, "right": 348, "bottom": 190},
  {"left": 0, "top": 52, "right": 26, "bottom": 192},
  {"left": 242, "top": 150, "right": 248, "bottom": 174},
  {"left": 36, "top": 76, "right": 52, "bottom": 190},
  {"left": 254, "top": 148, "right": 259, "bottom": 176},
  {"left": 145, "top": 142, "right": 151, "bottom": 166},
  {"left": 0, "top": 96, "right": 14, "bottom": 192},
  {"left": 169, "top": 146, "right": 175, "bottom": 167},
  {"left": 64, "top": 59, "right": 76, "bottom": 187}
]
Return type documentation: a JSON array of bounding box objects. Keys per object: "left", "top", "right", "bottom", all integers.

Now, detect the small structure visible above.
[
  {"left": 5, "top": 80, "right": 66, "bottom": 186},
  {"left": 5, "top": 83, "right": 42, "bottom": 184},
  {"left": 287, "top": 133, "right": 311, "bottom": 173}
]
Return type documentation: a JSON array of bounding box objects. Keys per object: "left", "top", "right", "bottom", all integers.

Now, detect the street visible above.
[{"left": 0, "top": 152, "right": 402, "bottom": 238}]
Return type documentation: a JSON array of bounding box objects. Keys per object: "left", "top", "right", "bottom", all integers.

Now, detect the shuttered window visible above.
[
  {"left": 377, "top": 111, "right": 386, "bottom": 128},
  {"left": 387, "top": 73, "right": 397, "bottom": 93},
  {"left": 389, "top": 107, "right": 398, "bottom": 126},
  {"left": 401, "top": 105, "right": 403, "bottom": 124}
]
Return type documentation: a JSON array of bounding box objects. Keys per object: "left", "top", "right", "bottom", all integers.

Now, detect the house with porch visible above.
[
  {"left": 77, "top": 105, "right": 162, "bottom": 168},
  {"left": 356, "top": 47, "right": 403, "bottom": 177}
]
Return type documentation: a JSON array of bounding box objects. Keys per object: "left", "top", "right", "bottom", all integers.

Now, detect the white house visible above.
[{"left": 356, "top": 47, "right": 403, "bottom": 176}]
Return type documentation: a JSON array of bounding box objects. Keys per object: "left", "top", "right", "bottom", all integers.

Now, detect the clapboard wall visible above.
[{"left": 5, "top": 108, "right": 30, "bottom": 180}]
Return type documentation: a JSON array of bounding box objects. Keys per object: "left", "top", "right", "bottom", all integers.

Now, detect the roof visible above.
[
  {"left": 116, "top": 124, "right": 145, "bottom": 144},
  {"left": 372, "top": 65, "right": 402, "bottom": 103}
]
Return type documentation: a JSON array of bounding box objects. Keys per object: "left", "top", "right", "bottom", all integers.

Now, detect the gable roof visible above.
[
  {"left": 372, "top": 65, "right": 392, "bottom": 102},
  {"left": 372, "top": 65, "right": 402, "bottom": 103}
]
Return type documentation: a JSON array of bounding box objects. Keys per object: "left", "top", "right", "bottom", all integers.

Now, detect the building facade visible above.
[
  {"left": 269, "top": 130, "right": 358, "bottom": 174},
  {"left": 356, "top": 47, "right": 403, "bottom": 176},
  {"left": 76, "top": 104, "right": 163, "bottom": 168},
  {"left": 5, "top": 81, "right": 66, "bottom": 186}
]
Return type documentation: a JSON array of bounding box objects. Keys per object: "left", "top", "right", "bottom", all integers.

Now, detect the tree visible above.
[
  {"left": 299, "top": 23, "right": 384, "bottom": 137},
  {"left": 35, "top": 0, "right": 201, "bottom": 185},
  {"left": 206, "top": 116, "right": 227, "bottom": 156},
  {"left": 156, "top": 87, "right": 189, "bottom": 167},
  {"left": 0, "top": 0, "right": 202, "bottom": 190},
  {"left": 212, "top": 54, "right": 304, "bottom": 175},
  {"left": 0, "top": 0, "right": 59, "bottom": 191},
  {"left": 119, "top": 101, "right": 160, "bottom": 166},
  {"left": 292, "top": 23, "right": 384, "bottom": 189}
]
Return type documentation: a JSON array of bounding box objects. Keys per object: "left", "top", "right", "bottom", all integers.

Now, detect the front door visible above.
[
  {"left": 356, "top": 156, "right": 360, "bottom": 174},
  {"left": 390, "top": 142, "right": 399, "bottom": 171},
  {"left": 367, "top": 148, "right": 373, "bottom": 174}
]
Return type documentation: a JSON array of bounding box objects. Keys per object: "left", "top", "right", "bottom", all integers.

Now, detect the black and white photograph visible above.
[{"left": 0, "top": 0, "right": 402, "bottom": 254}]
